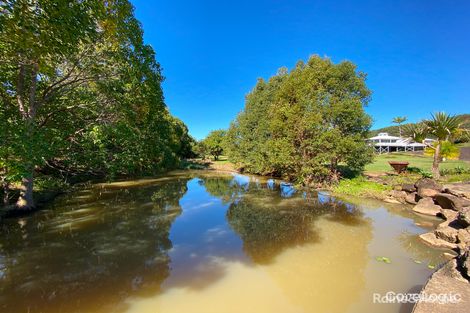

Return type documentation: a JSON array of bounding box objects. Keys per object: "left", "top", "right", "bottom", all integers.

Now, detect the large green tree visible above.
[
  {"left": 202, "top": 129, "right": 226, "bottom": 161},
  {"left": 0, "top": 0, "right": 193, "bottom": 210},
  {"left": 226, "top": 56, "right": 373, "bottom": 185}
]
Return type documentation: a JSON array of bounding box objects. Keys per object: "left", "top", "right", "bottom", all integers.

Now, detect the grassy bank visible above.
[
  {"left": 332, "top": 176, "right": 392, "bottom": 199},
  {"left": 365, "top": 153, "right": 469, "bottom": 173}
]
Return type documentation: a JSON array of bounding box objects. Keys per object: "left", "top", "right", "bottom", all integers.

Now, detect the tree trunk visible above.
[
  {"left": 1, "top": 175, "right": 10, "bottom": 206},
  {"left": 432, "top": 141, "right": 441, "bottom": 179},
  {"left": 16, "top": 169, "right": 35, "bottom": 210},
  {"left": 15, "top": 61, "right": 39, "bottom": 210}
]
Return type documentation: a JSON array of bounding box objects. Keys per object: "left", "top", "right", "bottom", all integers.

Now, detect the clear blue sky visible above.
[{"left": 131, "top": 0, "right": 470, "bottom": 140}]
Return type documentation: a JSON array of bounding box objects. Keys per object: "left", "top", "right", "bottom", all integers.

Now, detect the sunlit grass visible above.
[
  {"left": 365, "top": 152, "right": 469, "bottom": 173},
  {"left": 332, "top": 176, "right": 391, "bottom": 198}
]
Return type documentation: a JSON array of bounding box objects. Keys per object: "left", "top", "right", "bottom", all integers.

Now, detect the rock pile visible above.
[
  {"left": 386, "top": 178, "right": 470, "bottom": 255},
  {"left": 388, "top": 179, "right": 470, "bottom": 312}
]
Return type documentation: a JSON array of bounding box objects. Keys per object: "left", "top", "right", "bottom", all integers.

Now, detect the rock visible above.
[
  {"left": 383, "top": 196, "right": 401, "bottom": 204},
  {"left": 419, "top": 232, "right": 458, "bottom": 250},
  {"left": 402, "top": 183, "right": 417, "bottom": 193},
  {"left": 415, "top": 178, "right": 442, "bottom": 192},
  {"left": 443, "top": 183, "right": 470, "bottom": 199},
  {"left": 405, "top": 192, "right": 419, "bottom": 205},
  {"left": 457, "top": 207, "right": 470, "bottom": 228},
  {"left": 388, "top": 190, "right": 407, "bottom": 203},
  {"left": 413, "top": 198, "right": 442, "bottom": 216},
  {"left": 457, "top": 228, "right": 470, "bottom": 246},
  {"left": 440, "top": 209, "right": 459, "bottom": 221},
  {"left": 443, "top": 252, "right": 458, "bottom": 260},
  {"left": 435, "top": 226, "right": 459, "bottom": 243},
  {"left": 457, "top": 250, "right": 470, "bottom": 278},
  {"left": 418, "top": 188, "right": 439, "bottom": 198},
  {"left": 434, "top": 193, "right": 470, "bottom": 211},
  {"left": 412, "top": 259, "right": 470, "bottom": 313}
]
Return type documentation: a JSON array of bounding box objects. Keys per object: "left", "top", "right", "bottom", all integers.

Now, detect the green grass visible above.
[
  {"left": 365, "top": 153, "right": 469, "bottom": 173},
  {"left": 212, "top": 155, "right": 230, "bottom": 163},
  {"left": 332, "top": 176, "right": 391, "bottom": 198}
]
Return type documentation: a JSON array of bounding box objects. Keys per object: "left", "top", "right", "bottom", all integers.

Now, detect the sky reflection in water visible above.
[{"left": 0, "top": 171, "right": 444, "bottom": 313}]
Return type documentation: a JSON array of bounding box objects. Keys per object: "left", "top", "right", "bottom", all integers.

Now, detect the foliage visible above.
[
  {"left": 202, "top": 130, "right": 226, "bottom": 160},
  {"left": 440, "top": 166, "right": 470, "bottom": 176},
  {"left": 332, "top": 176, "right": 391, "bottom": 198},
  {"left": 369, "top": 113, "right": 470, "bottom": 138},
  {"left": 424, "top": 141, "right": 459, "bottom": 160},
  {"left": 0, "top": 0, "right": 194, "bottom": 207},
  {"left": 392, "top": 116, "right": 407, "bottom": 136},
  {"left": 225, "top": 56, "right": 373, "bottom": 185},
  {"left": 392, "top": 116, "right": 407, "bottom": 125},
  {"left": 406, "top": 112, "right": 466, "bottom": 178},
  {"left": 407, "top": 167, "right": 433, "bottom": 178}
]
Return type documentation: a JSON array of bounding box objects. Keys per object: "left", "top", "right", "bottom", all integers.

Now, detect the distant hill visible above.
[{"left": 369, "top": 114, "right": 470, "bottom": 137}]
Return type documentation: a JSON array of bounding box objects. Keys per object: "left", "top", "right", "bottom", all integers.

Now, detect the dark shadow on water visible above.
[{"left": 0, "top": 177, "right": 191, "bottom": 313}]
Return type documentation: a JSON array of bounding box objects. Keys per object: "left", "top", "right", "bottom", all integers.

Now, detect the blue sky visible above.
[{"left": 131, "top": 0, "right": 470, "bottom": 140}]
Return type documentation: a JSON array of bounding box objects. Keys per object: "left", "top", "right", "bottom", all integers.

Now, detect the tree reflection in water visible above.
[
  {"left": 199, "top": 174, "right": 366, "bottom": 264},
  {"left": 0, "top": 177, "right": 190, "bottom": 313}
]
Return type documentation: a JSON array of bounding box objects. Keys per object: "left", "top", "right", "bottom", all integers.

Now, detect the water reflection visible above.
[
  {"left": 0, "top": 172, "right": 446, "bottom": 313},
  {"left": 0, "top": 177, "right": 190, "bottom": 313}
]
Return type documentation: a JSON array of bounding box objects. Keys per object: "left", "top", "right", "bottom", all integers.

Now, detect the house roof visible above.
[{"left": 367, "top": 132, "right": 434, "bottom": 147}]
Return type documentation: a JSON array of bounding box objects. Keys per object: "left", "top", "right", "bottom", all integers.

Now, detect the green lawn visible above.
[
  {"left": 365, "top": 152, "right": 469, "bottom": 173},
  {"left": 212, "top": 155, "right": 230, "bottom": 163}
]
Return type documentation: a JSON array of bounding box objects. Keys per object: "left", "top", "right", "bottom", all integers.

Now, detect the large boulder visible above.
[
  {"left": 412, "top": 259, "right": 470, "bottom": 313},
  {"left": 415, "top": 178, "right": 443, "bottom": 191},
  {"left": 419, "top": 232, "right": 458, "bottom": 250},
  {"left": 416, "top": 178, "right": 442, "bottom": 198},
  {"left": 418, "top": 188, "right": 439, "bottom": 198},
  {"left": 413, "top": 197, "right": 442, "bottom": 216},
  {"left": 434, "top": 193, "right": 470, "bottom": 211}
]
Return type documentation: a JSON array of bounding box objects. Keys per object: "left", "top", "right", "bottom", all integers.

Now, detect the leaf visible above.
[
  {"left": 375, "top": 256, "right": 392, "bottom": 264},
  {"left": 413, "top": 260, "right": 422, "bottom": 264}
]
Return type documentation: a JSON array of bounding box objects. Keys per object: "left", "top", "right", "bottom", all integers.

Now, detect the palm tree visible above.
[
  {"left": 424, "top": 113, "right": 462, "bottom": 179},
  {"left": 407, "top": 113, "right": 463, "bottom": 179},
  {"left": 392, "top": 116, "right": 407, "bottom": 137}
]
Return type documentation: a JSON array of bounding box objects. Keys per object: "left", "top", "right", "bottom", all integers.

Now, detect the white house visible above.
[{"left": 367, "top": 132, "right": 435, "bottom": 154}]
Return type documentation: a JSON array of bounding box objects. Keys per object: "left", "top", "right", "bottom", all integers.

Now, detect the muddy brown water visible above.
[{"left": 0, "top": 171, "right": 445, "bottom": 313}]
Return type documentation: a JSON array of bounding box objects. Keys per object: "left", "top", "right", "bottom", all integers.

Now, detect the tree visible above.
[
  {"left": 225, "top": 56, "right": 373, "bottom": 185},
  {"left": 0, "top": 0, "right": 194, "bottom": 210},
  {"left": 202, "top": 130, "right": 226, "bottom": 161},
  {"left": 407, "top": 112, "right": 464, "bottom": 179},
  {"left": 0, "top": 0, "right": 105, "bottom": 209},
  {"left": 424, "top": 113, "right": 463, "bottom": 179},
  {"left": 392, "top": 116, "right": 407, "bottom": 137}
]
